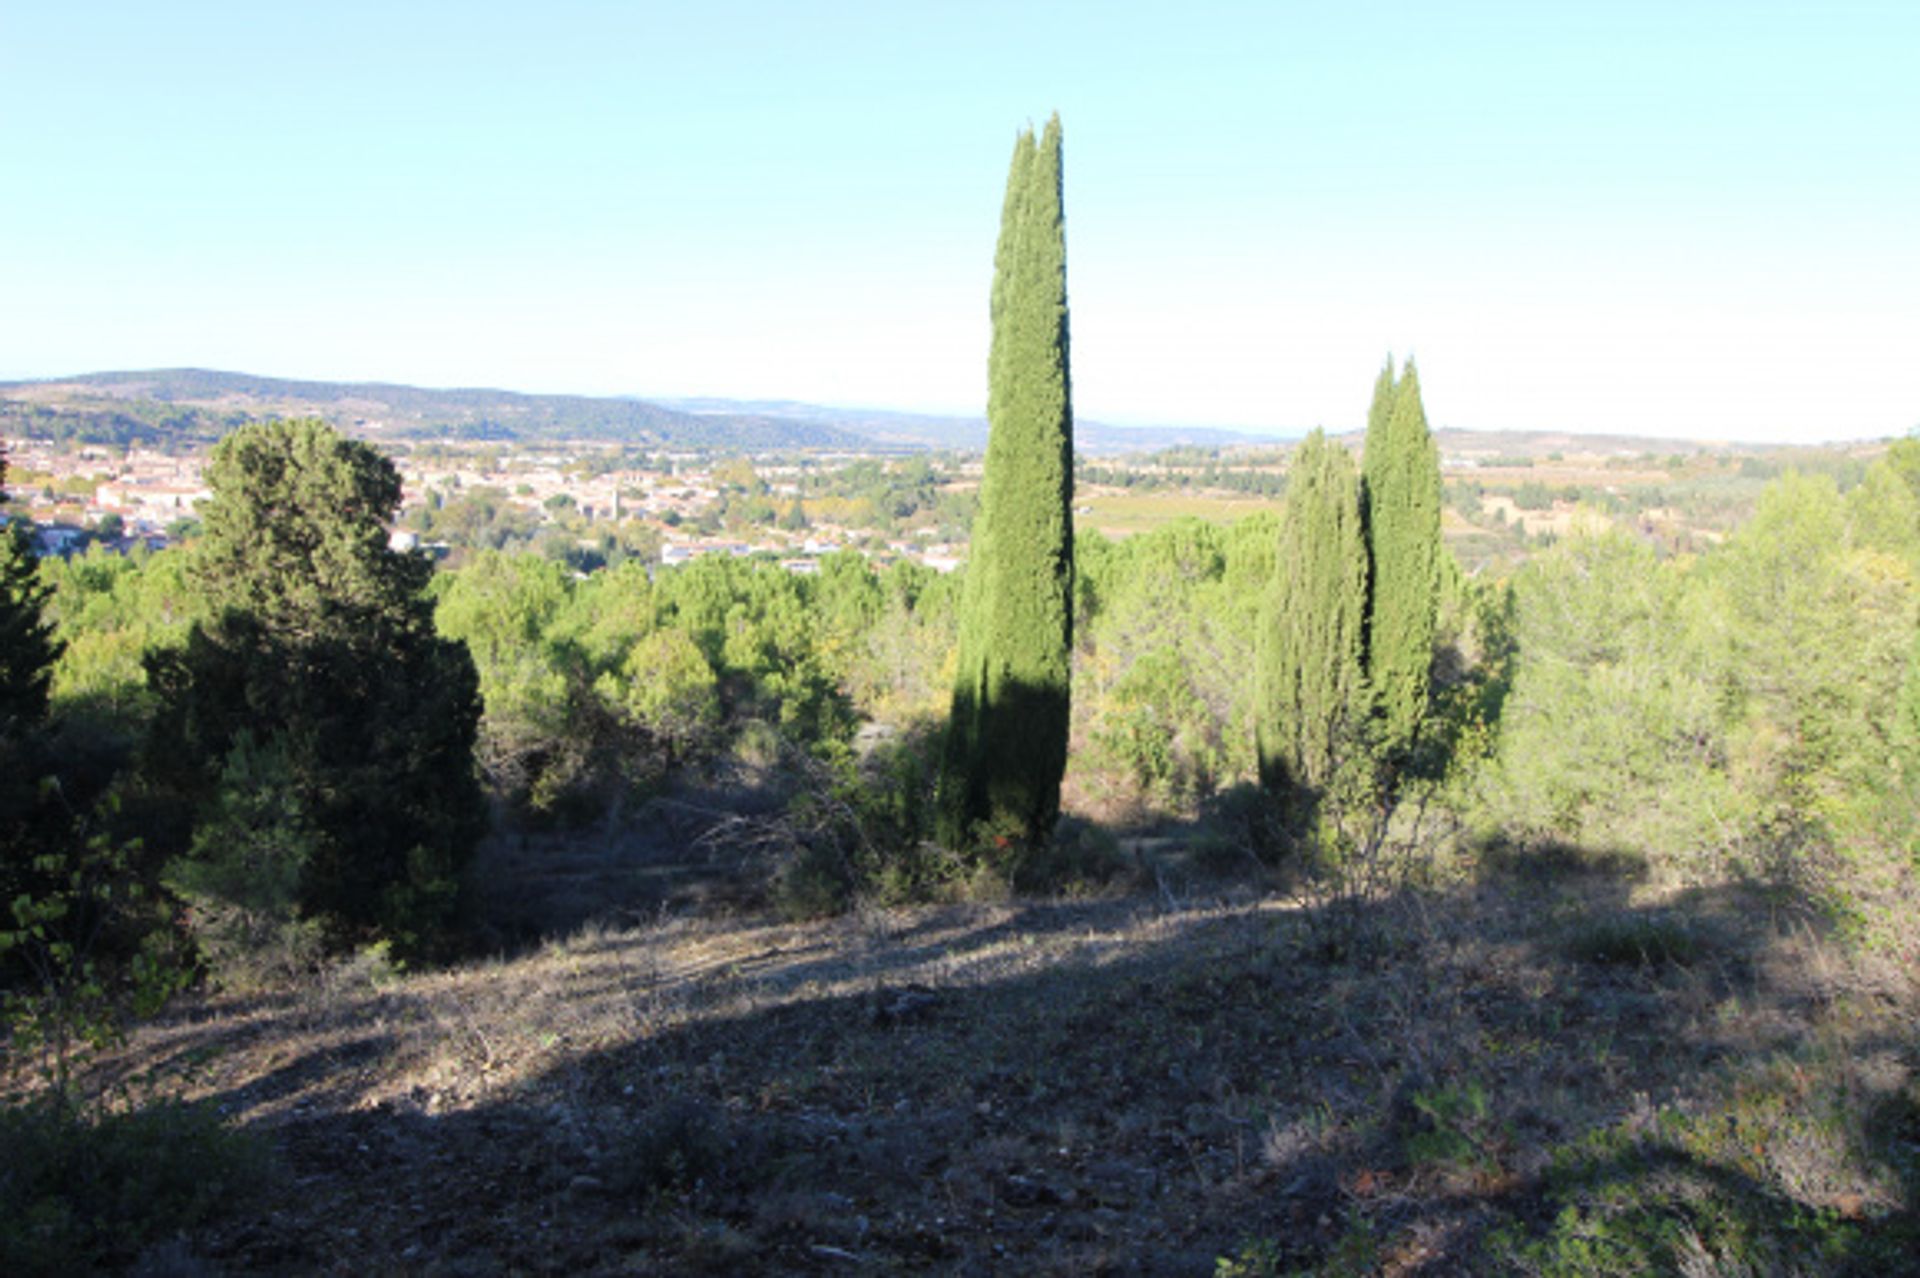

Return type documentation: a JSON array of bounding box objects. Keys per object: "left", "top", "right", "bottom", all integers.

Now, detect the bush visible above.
[
  {"left": 1004, "top": 815, "right": 1128, "bottom": 896},
  {"left": 161, "top": 734, "right": 324, "bottom": 991},
  {"left": 0, "top": 1098, "right": 267, "bottom": 1276},
  {"left": 607, "top": 1098, "right": 730, "bottom": 1199}
]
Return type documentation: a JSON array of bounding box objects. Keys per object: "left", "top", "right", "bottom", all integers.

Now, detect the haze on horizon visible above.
[{"left": 3, "top": 2, "right": 1914, "bottom": 445}]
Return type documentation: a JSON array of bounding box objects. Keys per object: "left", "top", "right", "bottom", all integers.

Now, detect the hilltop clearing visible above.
[{"left": 45, "top": 856, "right": 1919, "bottom": 1275}]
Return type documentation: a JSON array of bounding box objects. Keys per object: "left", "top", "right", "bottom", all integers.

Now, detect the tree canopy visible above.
[{"left": 146, "top": 420, "right": 484, "bottom": 955}]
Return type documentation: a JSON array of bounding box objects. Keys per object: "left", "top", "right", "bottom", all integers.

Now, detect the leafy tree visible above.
[
  {"left": 937, "top": 114, "right": 1075, "bottom": 850},
  {"left": 1258, "top": 430, "right": 1371, "bottom": 797},
  {"left": 1362, "top": 357, "right": 1442, "bottom": 759},
  {"left": 432, "top": 551, "right": 581, "bottom": 814},
  {"left": 146, "top": 420, "right": 483, "bottom": 956},
  {"left": 1483, "top": 529, "right": 1728, "bottom": 859},
  {"left": 1078, "top": 520, "right": 1253, "bottom": 806},
  {"left": 599, "top": 628, "right": 719, "bottom": 766},
  {"left": 35, "top": 545, "right": 197, "bottom": 728}
]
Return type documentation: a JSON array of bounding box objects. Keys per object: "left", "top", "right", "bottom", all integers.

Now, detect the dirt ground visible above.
[{"left": 49, "top": 836, "right": 1920, "bottom": 1275}]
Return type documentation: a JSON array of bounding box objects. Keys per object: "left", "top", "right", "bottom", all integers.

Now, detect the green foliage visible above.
[
  {"left": 161, "top": 734, "right": 324, "bottom": 990},
  {"left": 1078, "top": 520, "right": 1262, "bottom": 810},
  {"left": 1404, "top": 1079, "right": 1502, "bottom": 1180},
  {"left": 0, "top": 449, "right": 62, "bottom": 735},
  {"left": 1482, "top": 529, "right": 1734, "bottom": 866},
  {"left": 1899, "top": 624, "right": 1920, "bottom": 769},
  {"left": 1480, "top": 469, "right": 1918, "bottom": 928},
  {"left": 1, "top": 799, "right": 188, "bottom": 1102},
  {"left": 601, "top": 628, "right": 721, "bottom": 762},
  {"left": 0, "top": 1098, "right": 268, "bottom": 1276},
  {"left": 36, "top": 544, "right": 197, "bottom": 728},
  {"left": 433, "top": 551, "right": 594, "bottom": 816},
  {"left": 145, "top": 420, "right": 484, "bottom": 957},
  {"left": 752, "top": 735, "right": 948, "bottom": 917},
  {"left": 1487, "top": 1087, "right": 1909, "bottom": 1276},
  {"left": 1258, "top": 430, "right": 1371, "bottom": 800},
  {"left": 1362, "top": 357, "right": 1443, "bottom": 759},
  {"left": 938, "top": 115, "right": 1075, "bottom": 851},
  {"left": 1563, "top": 910, "right": 1704, "bottom": 968}
]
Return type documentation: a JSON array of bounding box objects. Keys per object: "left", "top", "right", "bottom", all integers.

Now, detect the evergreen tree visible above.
[
  {"left": 1362, "top": 357, "right": 1442, "bottom": 758},
  {"left": 1258, "top": 431, "right": 1370, "bottom": 795},
  {"left": 0, "top": 446, "right": 62, "bottom": 734},
  {"left": 147, "top": 420, "right": 484, "bottom": 956},
  {"left": 937, "top": 115, "right": 1074, "bottom": 848},
  {"left": 0, "top": 447, "right": 67, "bottom": 917}
]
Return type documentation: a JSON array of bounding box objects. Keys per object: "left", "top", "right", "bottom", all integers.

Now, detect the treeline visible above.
[
  {"left": 1079, "top": 454, "right": 1289, "bottom": 497},
  {"left": 15, "top": 415, "right": 1920, "bottom": 978}
]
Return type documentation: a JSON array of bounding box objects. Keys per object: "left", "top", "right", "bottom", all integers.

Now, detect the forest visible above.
[{"left": 3, "top": 121, "right": 1919, "bottom": 1275}]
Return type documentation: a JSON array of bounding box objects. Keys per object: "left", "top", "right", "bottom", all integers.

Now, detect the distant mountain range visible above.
[
  {"left": 0, "top": 368, "right": 1791, "bottom": 459},
  {"left": 0, "top": 369, "right": 871, "bottom": 451},
  {"left": 650, "top": 396, "right": 1299, "bottom": 453},
  {"left": 0, "top": 368, "right": 1293, "bottom": 453}
]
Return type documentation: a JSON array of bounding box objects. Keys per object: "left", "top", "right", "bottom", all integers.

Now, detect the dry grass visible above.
[
  {"left": 1077, "top": 490, "right": 1283, "bottom": 537},
  {"left": 19, "top": 856, "right": 1920, "bottom": 1274}
]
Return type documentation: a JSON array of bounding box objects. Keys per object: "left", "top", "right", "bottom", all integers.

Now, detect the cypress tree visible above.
[
  {"left": 1362, "top": 356, "right": 1442, "bottom": 757},
  {"left": 1258, "top": 430, "right": 1370, "bottom": 796},
  {"left": 937, "top": 115, "right": 1074, "bottom": 848}
]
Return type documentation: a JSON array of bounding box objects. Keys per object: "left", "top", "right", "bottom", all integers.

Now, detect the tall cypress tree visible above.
[
  {"left": 1259, "top": 430, "right": 1370, "bottom": 797},
  {"left": 1361, "top": 356, "right": 1442, "bottom": 757},
  {"left": 937, "top": 115, "right": 1074, "bottom": 849}
]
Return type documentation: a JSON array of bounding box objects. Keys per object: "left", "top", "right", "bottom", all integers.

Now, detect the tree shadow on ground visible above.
[
  {"left": 464, "top": 759, "right": 807, "bottom": 952},
  {"left": 84, "top": 840, "right": 1920, "bottom": 1275}
]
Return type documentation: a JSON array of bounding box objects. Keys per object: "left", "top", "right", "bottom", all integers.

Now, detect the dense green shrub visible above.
[{"left": 0, "top": 1098, "right": 267, "bottom": 1276}]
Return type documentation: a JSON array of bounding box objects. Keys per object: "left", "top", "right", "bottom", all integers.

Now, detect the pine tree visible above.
[
  {"left": 0, "top": 446, "right": 62, "bottom": 734},
  {"left": 1258, "top": 430, "right": 1370, "bottom": 796},
  {"left": 937, "top": 115, "right": 1074, "bottom": 849},
  {"left": 146, "top": 420, "right": 484, "bottom": 955},
  {"left": 1362, "top": 357, "right": 1442, "bottom": 758},
  {"left": 1, "top": 446, "right": 67, "bottom": 915}
]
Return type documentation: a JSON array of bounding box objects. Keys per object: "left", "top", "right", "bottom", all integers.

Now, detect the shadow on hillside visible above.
[
  {"left": 465, "top": 761, "right": 804, "bottom": 951},
  {"left": 152, "top": 848, "right": 1918, "bottom": 1275}
]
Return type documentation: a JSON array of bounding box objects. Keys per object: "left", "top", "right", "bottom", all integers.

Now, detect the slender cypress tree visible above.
[
  {"left": 937, "top": 115, "right": 1074, "bottom": 849},
  {"left": 1361, "top": 357, "right": 1442, "bottom": 757},
  {"left": 1258, "top": 430, "right": 1370, "bottom": 795}
]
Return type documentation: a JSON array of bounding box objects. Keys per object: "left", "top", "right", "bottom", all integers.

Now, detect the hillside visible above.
[
  {"left": 0, "top": 370, "right": 873, "bottom": 451},
  {"left": 55, "top": 850, "right": 1920, "bottom": 1274},
  {"left": 3, "top": 369, "right": 1823, "bottom": 461}
]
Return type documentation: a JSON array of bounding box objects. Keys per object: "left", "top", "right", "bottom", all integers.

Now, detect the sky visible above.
[{"left": 2, "top": 2, "right": 1915, "bottom": 443}]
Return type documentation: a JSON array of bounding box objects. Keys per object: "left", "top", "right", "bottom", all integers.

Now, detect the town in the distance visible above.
[{"left": 0, "top": 367, "right": 1874, "bottom": 576}]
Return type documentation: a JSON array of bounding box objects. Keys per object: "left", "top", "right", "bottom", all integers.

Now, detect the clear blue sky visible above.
[{"left": 3, "top": 2, "right": 1914, "bottom": 442}]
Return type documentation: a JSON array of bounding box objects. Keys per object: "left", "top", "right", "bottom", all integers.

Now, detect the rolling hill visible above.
[{"left": 0, "top": 370, "right": 874, "bottom": 451}]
